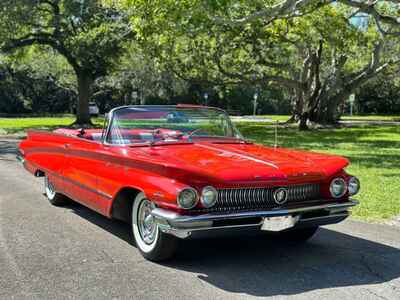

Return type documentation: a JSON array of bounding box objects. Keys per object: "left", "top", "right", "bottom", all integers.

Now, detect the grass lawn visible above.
[
  {"left": 1, "top": 117, "right": 399, "bottom": 222},
  {"left": 237, "top": 123, "right": 400, "bottom": 222},
  {"left": 240, "top": 115, "right": 291, "bottom": 122},
  {"left": 251, "top": 114, "right": 400, "bottom": 122},
  {"left": 0, "top": 117, "right": 103, "bottom": 134},
  {"left": 0, "top": 117, "right": 76, "bottom": 133},
  {"left": 341, "top": 115, "right": 400, "bottom": 122}
]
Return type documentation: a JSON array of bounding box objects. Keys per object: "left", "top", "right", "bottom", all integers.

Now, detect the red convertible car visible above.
[{"left": 18, "top": 105, "right": 360, "bottom": 261}]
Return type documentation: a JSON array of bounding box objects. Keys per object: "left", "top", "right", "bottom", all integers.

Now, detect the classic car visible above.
[{"left": 17, "top": 105, "right": 360, "bottom": 261}]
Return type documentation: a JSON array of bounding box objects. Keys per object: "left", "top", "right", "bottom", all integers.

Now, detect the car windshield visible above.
[{"left": 105, "top": 106, "right": 243, "bottom": 145}]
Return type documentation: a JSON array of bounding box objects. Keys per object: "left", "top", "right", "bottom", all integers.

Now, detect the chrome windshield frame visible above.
[{"left": 101, "top": 105, "right": 243, "bottom": 146}]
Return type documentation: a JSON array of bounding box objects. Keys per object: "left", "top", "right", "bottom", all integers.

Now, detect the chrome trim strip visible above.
[
  {"left": 297, "top": 212, "right": 349, "bottom": 223},
  {"left": 159, "top": 222, "right": 264, "bottom": 239}
]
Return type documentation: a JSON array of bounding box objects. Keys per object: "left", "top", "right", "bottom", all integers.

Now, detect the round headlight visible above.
[
  {"left": 348, "top": 176, "right": 360, "bottom": 196},
  {"left": 201, "top": 186, "right": 218, "bottom": 208},
  {"left": 330, "top": 178, "right": 347, "bottom": 198},
  {"left": 177, "top": 188, "right": 198, "bottom": 209}
]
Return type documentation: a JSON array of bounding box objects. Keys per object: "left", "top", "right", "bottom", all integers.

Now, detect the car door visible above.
[
  {"left": 94, "top": 143, "right": 129, "bottom": 215},
  {"left": 63, "top": 138, "right": 108, "bottom": 215}
]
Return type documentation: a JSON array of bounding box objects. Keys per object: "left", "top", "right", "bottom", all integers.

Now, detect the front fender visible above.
[{"left": 119, "top": 167, "right": 190, "bottom": 212}]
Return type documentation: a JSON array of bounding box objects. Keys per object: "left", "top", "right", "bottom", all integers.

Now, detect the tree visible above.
[
  {"left": 0, "top": 52, "right": 77, "bottom": 114},
  {"left": 129, "top": 1, "right": 400, "bottom": 129},
  {"left": 0, "top": 0, "right": 132, "bottom": 124},
  {"left": 209, "top": 0, "right": 400, "bottom": 127},
  {"left": 356, "top": 73, "right": 400, "bottom": 114},
  {"left": 212, "top": 0, "right": 400, "bottom": 36}
]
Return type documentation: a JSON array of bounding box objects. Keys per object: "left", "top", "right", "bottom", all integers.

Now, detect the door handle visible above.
[{"left": 64, "top": 143, "right": 71, "bottom": 149}]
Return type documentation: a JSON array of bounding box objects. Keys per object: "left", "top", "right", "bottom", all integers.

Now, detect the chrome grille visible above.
[{"left": 196, "top": 184, "right": 320, "bottom": 213}]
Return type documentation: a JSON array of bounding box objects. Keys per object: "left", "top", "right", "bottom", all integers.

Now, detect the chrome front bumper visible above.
[{"left": 151, "top": 200, "right": 359, "bottom": 239}]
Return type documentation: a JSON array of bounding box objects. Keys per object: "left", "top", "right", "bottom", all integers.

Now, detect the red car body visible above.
[{"left": 18, "top": 105, "right": 359, "bottom": 261}]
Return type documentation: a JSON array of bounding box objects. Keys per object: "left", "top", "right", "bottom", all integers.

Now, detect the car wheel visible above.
[
  {"left": 280, "top": 226, "right": 319, "bottom": 244},
  {"left": 132, "top": 192, "right": 178, "bottom": 261},
  {"left": 44, "top": 176, "right": 69, "bottom": 206}
]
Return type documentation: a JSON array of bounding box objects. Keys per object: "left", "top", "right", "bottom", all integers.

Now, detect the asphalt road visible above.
[{"left": 1, "top": 138, "right": 400, "bottom": 300}]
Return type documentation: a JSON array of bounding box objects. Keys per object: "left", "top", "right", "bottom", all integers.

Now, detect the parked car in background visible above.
[
  {"left": 17, "top": 105, "right": 360, "bottom": 261},
  {"left": 89, "top": 102, "right": 99, "bottom": 117}
]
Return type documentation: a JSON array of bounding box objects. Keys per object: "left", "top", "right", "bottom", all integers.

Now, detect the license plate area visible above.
[{"left": 261, "top": 215, "right": 299, "bottom": 232}]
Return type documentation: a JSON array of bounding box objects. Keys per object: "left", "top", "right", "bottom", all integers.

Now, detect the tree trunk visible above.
[
  {"left": 285, "top": 114, "right": 297, "bottom": 124},
  {"left": 299, "top": 113, "right": 309, "bottom": 130},
  {"left": 325, "top": 98, "right": 340, "bottom": 123},
  {"left": 75, "top": 72, "right": 93, "bottom": 125},
  {"left": 312, "top": 94, "right": 348, "bottom": 124}
]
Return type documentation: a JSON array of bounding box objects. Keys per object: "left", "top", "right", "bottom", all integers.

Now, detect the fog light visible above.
[{"left": 330, "top": 178, "right": 347, "bottom": 198}]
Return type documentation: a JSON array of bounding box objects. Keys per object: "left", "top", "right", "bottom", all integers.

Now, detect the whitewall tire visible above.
[
  {"left": 131, "top": 192, "right": 178, "bottom": 261},
  {"left": 44, "top": 176, "right": 69, "bottom": 206}
]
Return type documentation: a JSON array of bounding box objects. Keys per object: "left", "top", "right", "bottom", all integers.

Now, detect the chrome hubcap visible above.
[
  {"left": 137, "top": 199, "right": 157, "bottom": 245},
  {"left": 45, "top": 177, "right": 56, "bottom": 199}
]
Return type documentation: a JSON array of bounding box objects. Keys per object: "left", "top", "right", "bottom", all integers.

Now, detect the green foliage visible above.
[
  {"left": 0, "top": 0, "right": 399, "bottom": 118},
  {"left": 356, "top": 75, "right": 400, "bottom": 114},
  {"left": 0, "top": 62, "right": 74, "bottom": 114},
  {"left": 126, "top": 1, "right": 391, "bottom": 94},
  {"left": 0, "top": 0, "right": 136, "bottom": 123},
  {"left": 0, "top": 0, "right": 131, "bottom": 78},
  {"left": 16, "top": 47, "right": 76, "bottom": 91}
]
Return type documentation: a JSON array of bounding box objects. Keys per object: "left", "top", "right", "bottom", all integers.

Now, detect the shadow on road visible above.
[{"left": 69, "top": 201, "right": 400, "bottom": 297}]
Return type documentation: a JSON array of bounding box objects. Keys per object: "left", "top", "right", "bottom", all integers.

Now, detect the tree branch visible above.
[
  {"left": 338, "top": 0, "right": 400, "bottom": 36},
  {"left": 211, "top": 45, "right": 303, "bottom": 90},
  {"left": 213, "top": 0, "right": 319, "bottom": 26},
  {"left": 2, "top": 32, "right": 80, "bottom": 72},
  {"left": 213, "top": 0, "right": 400, "bottom": 36}
]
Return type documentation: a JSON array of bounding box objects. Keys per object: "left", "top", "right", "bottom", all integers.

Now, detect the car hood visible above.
[{"left": 131, "top": 141, "right": 348, "bottom": 186}]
